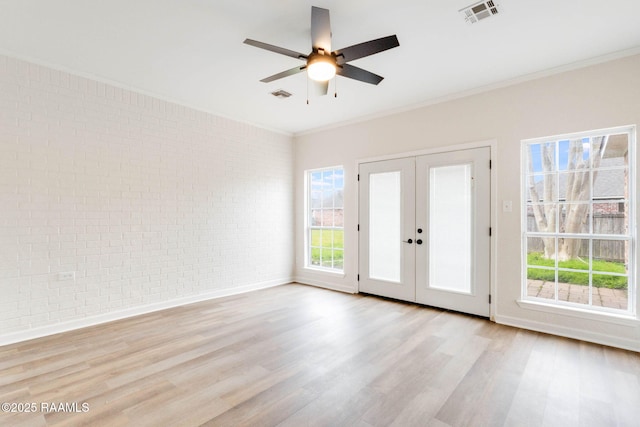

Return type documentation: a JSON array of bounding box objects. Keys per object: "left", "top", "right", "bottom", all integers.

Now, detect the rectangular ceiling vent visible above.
[
  {"left": 460, "top": 1, "right": 501, "bottom": 24},
  {"left": 270, "top": 89, "right": 292, "bottom": 99}
]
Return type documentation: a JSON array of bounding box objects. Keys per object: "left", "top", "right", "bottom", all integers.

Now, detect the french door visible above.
[{"left": 358, "top": 147, "right": 491, "bottom": 317}]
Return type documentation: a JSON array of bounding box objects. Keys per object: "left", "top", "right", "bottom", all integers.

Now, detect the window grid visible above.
[
  {"left": 522, "top": 128, "right": 634, "bottom": 314},
  {"left": 307, "top": 167, "right": 344, "bottom": 271}
]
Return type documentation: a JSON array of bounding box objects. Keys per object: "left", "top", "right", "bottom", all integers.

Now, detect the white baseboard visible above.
[
  {"left": 295, "top": 277, "right": 357, "bottom": 294},
  {"left": 0, "top": 278, "right": 292, "bottom": 347},
  {"left": 494, "top": 313, "right": 640, "bottom": 352}
]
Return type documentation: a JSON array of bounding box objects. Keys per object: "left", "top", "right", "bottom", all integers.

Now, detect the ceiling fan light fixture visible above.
[
  {"left": 244, "top": 6, "right": 399, "bottom": 95},
  {"left": 306, "top": 54, "right": 336, "bottom": 82}
]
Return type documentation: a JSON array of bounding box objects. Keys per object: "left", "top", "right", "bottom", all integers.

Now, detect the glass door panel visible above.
[
  {"left": 369, "top": 171, "right": 402, "bottom": 282},
  {"left": 429, "top": 164, "right": 472, "bottom": 293}
]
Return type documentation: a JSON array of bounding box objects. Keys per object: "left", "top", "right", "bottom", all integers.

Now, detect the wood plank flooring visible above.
[{"left": 1, "top": 283, "right": 639, "bottom": 426}]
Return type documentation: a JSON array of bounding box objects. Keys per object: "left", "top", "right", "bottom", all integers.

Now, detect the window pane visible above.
[
  {"left": 593, "top": 134, "right": 629, "bottom": 168},
  {"left": 593, "top": 274, "right": 628, "bottom": 309},
  {"left": 557, "top": 271, "right": 589, "bottom": 305},
  {"left": 559, "top": 203, "right": 590, "bottom": 234},
  {"left": 316, "top": 210, "right": 323, "bottom": 227},
  {"left": 334, "top": 229, "right": 344, "bottom": 249},
  {"left": 334, "top": 169, "right": 344, "bottom": 187},
  {"left": 327, "top": 229, "right": 335, "bottom": 247},
  {"left": 321, "top": 248, "right": 333, "bottom": 268},
  {"left": 597, "top": 133, "right": 628, "bottom": 165},
  {"left": 322, "top": 189, "right": 334, "bottom": 208},
  {"left": 593, "top": 273, "right": 627, "bottom": 291},
  {"left": 310, "top": 191, "right": 322, "bottom": 209},
  {"left": 558, "top": 172, "right": 590, "bottom": 202},
  {"left": 334, "top": 187, "right": 344, "bottom": 208},
  {"left": 593, "top": 203, "right": 627, "bottom": 235},
  {"left": 557, "top": 269, "right": 589, "bottom": 285},
  {"left": 310, "top": 209, "right": 321, "bottom": 226},
  {"left": 593, "top": 168, "right": 625, "bottom": 199},
  {"left": 527, "top": 236, "right": 556, "bottom": 266},
  {"left": 311, "top": 172, "right": 323, "bottom": 190},
  {"left": 322, "top": 170, "right": 332, "bottom": 182},
  {"left": 369, "top": 171, "right": 401, "bottom": 282},
  {"left": 328, "top": 229, "right": 335, "bottom": 247},
  {"left": 528, "top": 142, "right": 556, "bottom": 173},
  {"left": 333, "top": 250, "right": 344, "bottom": 269},
  {"left": 526, "top": 268, "right": 555, "bottom": 300},
  {"left": 526, "top": 173, "right": 557, "bottom": 203},
  {"left": 592, "top": 239, "right": 628, "bottom": 269},
  {"left": 310, "top": 229, "right": 322, "bottom": 247},
  {"left": 555, "top": 238, "right": 589, "bottom": 268},
  {"left": 310, "top": 247, "right": 321, "bottom": 266},
  {"left": 334, "top": 208, "right": 344, "bottom": 227},
  {"left": 559, "top": 139, "right": 590, "bottom": 172},
  {"left": 527, "top": 203, "right": 558, "bottom": 233}
]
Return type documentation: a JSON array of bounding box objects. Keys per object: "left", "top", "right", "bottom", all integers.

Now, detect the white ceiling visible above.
[{"left": 1, "top": 0, "right": 639, "bottom": 134}]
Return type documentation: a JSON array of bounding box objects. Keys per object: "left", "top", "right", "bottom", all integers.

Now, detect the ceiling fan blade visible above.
[
  {"left": 337, "top": 64, "right": 384, "bottom": 85},
  {"left": 311, "top": 6, "right": 331, "bottom": 52},
  {"left": 244, "top": 39, "right": 307, "bottom": 60},
  {"left": 260, "top": 66, "right": 306, "bottom": 83},
  {"left": 334, "top": 35, "right": 399, "bottom": 63},
  {"left": 310, "top": 80, "right": 329, "bottom": 97}
]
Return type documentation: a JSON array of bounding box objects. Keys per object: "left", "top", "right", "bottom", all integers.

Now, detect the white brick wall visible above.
[{"left": 0, "top": 55, "right": 294, "bottom": 338}]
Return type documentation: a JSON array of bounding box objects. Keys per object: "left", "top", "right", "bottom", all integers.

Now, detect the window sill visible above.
[
  {"left": 303, "top": 266, "right": 346, "bottom": 278},
  {"left": 516, "top": 299, "right": 638, "bottom": 327}
]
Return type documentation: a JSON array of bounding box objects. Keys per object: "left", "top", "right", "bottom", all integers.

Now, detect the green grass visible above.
[
  {"left": 310, "top": 229, "right": 344, "bottom": 268},
  {"left": 527, "top": 252, "right": 627, "bottom": 289}
]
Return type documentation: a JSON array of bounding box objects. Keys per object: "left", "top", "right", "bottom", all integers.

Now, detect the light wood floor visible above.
[{"left": 1, "top": 284, "right": 639, "bottom": 427}]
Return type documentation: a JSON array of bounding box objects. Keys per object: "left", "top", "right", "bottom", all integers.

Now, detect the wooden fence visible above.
[{"left": 527, "top": 214, "right": 627, "bottom": 262}]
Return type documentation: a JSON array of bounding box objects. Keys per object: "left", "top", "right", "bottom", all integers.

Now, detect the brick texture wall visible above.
[{"left": 0, "top": 55, "right": 294, "bottom": 337}]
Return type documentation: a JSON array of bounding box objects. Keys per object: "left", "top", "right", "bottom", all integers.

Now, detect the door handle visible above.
[
  {"left": 416, "top": 239, "right": 423, "bottom": 245},
  {"left": 403, "top": 239, "right": 413, "bottom": 244}
]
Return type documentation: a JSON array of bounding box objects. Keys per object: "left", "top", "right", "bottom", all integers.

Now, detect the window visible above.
[
  {"left": 522, "top": 126, "right": 635, "bottom": 314},
  {"left": 306, "top": 167, "right": 344, "bottom": 271}
]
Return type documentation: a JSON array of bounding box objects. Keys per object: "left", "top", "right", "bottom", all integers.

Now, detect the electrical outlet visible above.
[
  {"left": 58, "top": 271, "right": 75, "bottom": 280},
  {"left": 502, "top": 200, "right": 513, "bottom": 212}
]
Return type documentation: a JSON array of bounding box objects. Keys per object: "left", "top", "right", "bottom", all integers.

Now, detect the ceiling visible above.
[{"left": 1, "top": 0, "right": 639, "bottom": 135}]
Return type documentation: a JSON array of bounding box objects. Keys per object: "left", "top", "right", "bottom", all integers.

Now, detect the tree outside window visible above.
[{"left": 523, "top": 128, "right": 634, "bottom": 313}]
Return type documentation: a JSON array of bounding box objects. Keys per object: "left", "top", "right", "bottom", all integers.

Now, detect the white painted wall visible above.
[
  {"left": 1, "top": 52, "right": 637, "bottom": 351},
  {"left": 294, "top": 54, "right": 640, "bottom": 351},
  {"left": 0, "top": 55, "right": 294, "bottom": 344}
]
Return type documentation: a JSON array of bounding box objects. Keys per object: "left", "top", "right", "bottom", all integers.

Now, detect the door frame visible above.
[{"left": 356, "top": 139, "right": 498, "bottom": 320}]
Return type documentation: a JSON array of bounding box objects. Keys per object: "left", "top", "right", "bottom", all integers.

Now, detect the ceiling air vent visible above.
[
  {"left": 270, "top": 89, "right": 292, "bottom": 99},
  {"left": 460, "top": 1, "right": 501, "bottom": 24}
]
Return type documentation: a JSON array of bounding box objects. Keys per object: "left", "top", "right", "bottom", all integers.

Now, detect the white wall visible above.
[
  {"left": 294, "top": 54, "right": 640, "bottom": 351},
  {"left": 0, "top": 55, "right": 294, "bottom": 344}
]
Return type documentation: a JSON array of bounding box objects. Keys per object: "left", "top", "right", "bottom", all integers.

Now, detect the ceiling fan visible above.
[{"left": 243, "top": 6, "right": 399, "bottom": 96}]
